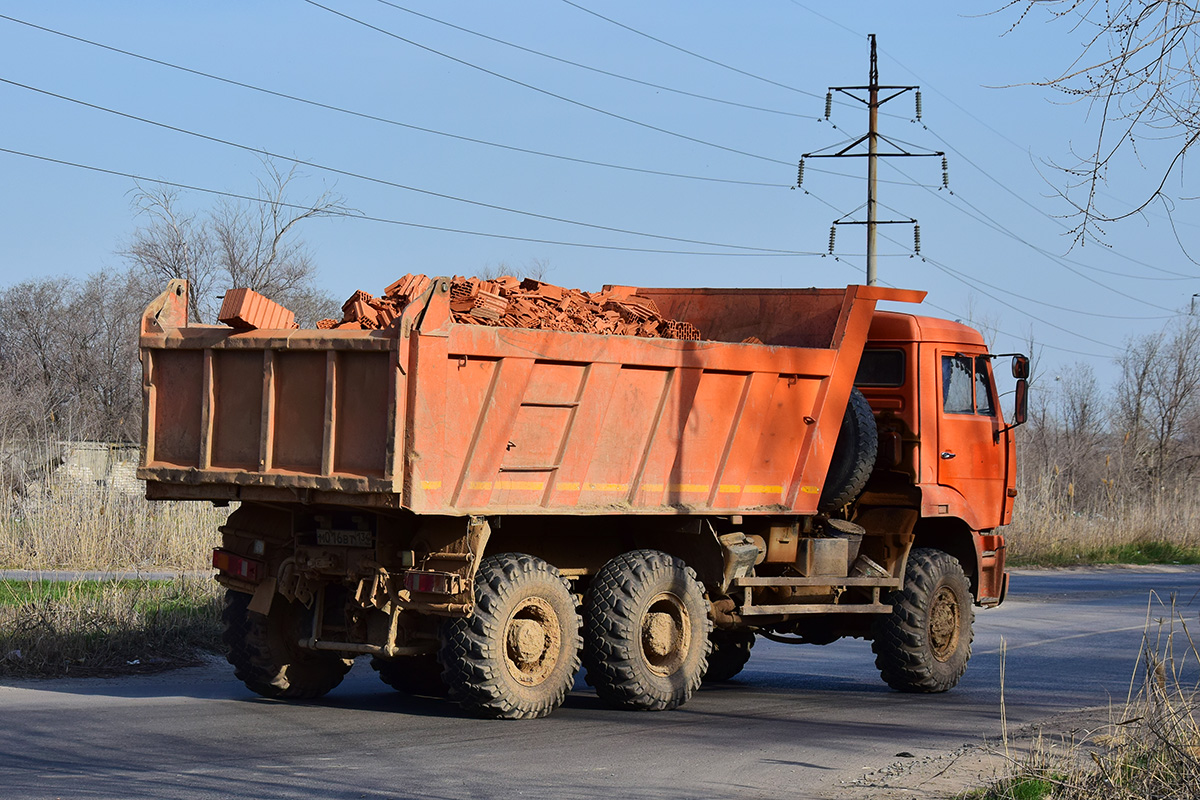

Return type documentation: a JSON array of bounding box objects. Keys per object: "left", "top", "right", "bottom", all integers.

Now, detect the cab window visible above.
[
  {"left": 942, "top": 356, "right": 974, "bottom": 413},
  {"left": 856, "top": 349, "right": 905, "bottom": 387},
  {"left": 974, "top": 359, "right": 995, "bottom": 416},
  {"left": 942, "top": 355, "right": 996, "bottom": 416}
]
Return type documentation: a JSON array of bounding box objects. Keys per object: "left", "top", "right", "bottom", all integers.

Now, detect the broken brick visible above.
[{"left": 219, "top": 288, "right": 297, "bottom": 331}]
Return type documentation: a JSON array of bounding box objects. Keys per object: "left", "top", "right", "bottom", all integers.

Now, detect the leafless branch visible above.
[{"left": 1006, "top": 1, "right": 1200, "bottom": 242}]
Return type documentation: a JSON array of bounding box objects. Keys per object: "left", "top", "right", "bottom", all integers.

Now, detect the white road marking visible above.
[{"left": 978, "top": 624, "right": 1148, "bottom": 655}]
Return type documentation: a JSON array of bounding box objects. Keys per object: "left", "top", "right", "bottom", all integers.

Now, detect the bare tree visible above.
[
  {"left": 1111, "top": 316, "right": 1200, "bottom": 489},
  {"left": 0, "top": 271, "right": 146, "bottom": 446},
  {"left": 122, "top": 159, "right": 343, "bottom": 324},
  {"left": 1144, "top": 316, "right": 1200, "bottom": 484},
  {"left": 1020, "top": 358, "right": 1109, "bottom": 509},
  {"left": 1113, "top": 326, "right": 1161, "bottom": 483},
  {"left": 0, "top": 277, "right": 75, "bottom": 430},
  {"left": 65, "top": 270, "right": 145, "bottom": 442},
  {"left": 1057, "top": 362, "right": 1107, "bottom": 502},
  {"left": 1002, "top": 1, "right": 1200, "bottom": 242},
  {"left": 122, "top": 185, "right": 218, "bottom": 324}
]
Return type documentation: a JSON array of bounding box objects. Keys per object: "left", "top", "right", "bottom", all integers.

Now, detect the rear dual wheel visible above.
[
  {"left": 371, "top": 653, "right": 446, "bottom": 697},
  {"left": 439, "top": 553, "right": 581, "bottom": 719},
  {"left": 439, "top": 548, "right": 713, "bottom": 717},
  {"left": 583, "top": 549, "right": 712, "bottom": 711},
  {"left": 222, "top": 589, "right": 352, "bottom": 699},
  {"left": 703, "top": 628, "right": 756, "bottom": 683}
]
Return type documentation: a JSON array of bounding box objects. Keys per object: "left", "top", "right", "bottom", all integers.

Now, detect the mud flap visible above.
[{"left": 248, "top": 576, "right": 278, "bottom": 616}]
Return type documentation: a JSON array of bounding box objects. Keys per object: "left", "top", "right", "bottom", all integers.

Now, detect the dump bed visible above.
[{"left": 139, "top": 279, "right": 923, "bottom": 515}]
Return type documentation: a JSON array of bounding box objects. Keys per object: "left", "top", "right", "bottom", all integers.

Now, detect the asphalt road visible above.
[{"left": 2, "top": 567, "right": 1198, "bottom": 800}]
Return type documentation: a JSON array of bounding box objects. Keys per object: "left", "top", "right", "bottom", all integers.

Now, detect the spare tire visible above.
[{"left": 818, "top": 387, "right": 877, "bottom": 511}]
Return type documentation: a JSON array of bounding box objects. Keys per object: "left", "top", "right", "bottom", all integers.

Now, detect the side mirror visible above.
[
  {"left": 1013, "top": 378, "right": 1028, "bottom": 425},
  {"left": 1011, "top": 354, "right": 1030, "bottom": 380}
]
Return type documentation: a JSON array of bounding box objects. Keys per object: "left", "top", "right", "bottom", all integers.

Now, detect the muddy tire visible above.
[
  {"left": 221, "top": 589, "right": 352, "bottom": 699},
  {"left": 439, "top": 553, "right": 581, "bottom": 720},
  {"left": 702, "top": 628, "right": 756, "bottom": 683},
  {"left": 819, "top": 388, "right": 878, "bottom": 512},
  {"left": 583, "top": 550, "right": 712, "bottom": 711},
  {"left": 871, "top": 548, "right": 974, "bottom": 693},
  {"left": 371, "top": 653, "right": 446, "bottom": 697}
]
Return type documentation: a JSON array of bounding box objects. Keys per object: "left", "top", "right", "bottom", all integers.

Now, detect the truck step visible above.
[
  {"left": 734, "top": 576, "right": 901, "bottom": 588},
  {"left": 739, "top": 602, "right": 893, "bottom": 616}
]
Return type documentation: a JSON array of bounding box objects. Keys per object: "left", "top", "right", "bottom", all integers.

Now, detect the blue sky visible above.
[{"left": 1, "top": 1, "right": 1196, "bottom": 385}]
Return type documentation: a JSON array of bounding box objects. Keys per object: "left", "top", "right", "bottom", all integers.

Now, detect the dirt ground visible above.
[{"left": 832, "top": 707, "right": 1117, "bottom": 798}]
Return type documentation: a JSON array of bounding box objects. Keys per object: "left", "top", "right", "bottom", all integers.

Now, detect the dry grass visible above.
[
  {"left": 1006, "top": 476, "right": 1200, "bottom": 566},
  {"left": 0, "top": 480, "right": 228, "bottom": 571},
  {"left": 0, "top": 577, "right": 223, "bottom": 678},
  {"left": 972, "top": 604, "right": 1200, "bottom": 799},
  {"left": 0, "top": 478, "right": 229, "bottom": 678}
]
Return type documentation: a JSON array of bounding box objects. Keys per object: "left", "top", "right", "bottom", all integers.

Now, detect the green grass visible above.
[
  {"left": 1009, "top": 539, "right": 1200, "bottom": 568},
  {"left": 0, "top": 577, "right": 223, "bottom": 678},
  {"left": 960, "top": 776, "right": 1060, "bottom": 800},
  {"left": 0, "top": 579, "right": 175, "bottom": 607}
]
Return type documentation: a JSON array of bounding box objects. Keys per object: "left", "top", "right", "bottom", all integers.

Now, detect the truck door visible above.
[{"left": 936, "top": 352, "right": 1006, "bottom": 529}]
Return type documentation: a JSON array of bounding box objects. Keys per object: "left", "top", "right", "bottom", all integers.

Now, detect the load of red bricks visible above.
[{"left": 314, "top": 274, "right": 703, "bottom": 340}]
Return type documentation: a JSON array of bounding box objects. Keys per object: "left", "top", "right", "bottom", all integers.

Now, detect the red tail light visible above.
[
  {"left": 404, "top": 570, "right": 464, "bottom": 595},
  {"left": 212, "top": 548, "right": 265, "bottom": 583}
]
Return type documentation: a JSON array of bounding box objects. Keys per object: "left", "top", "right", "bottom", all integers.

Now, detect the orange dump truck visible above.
[{"left": 139, "top": 278, "right": 1027, "bottom": 718}]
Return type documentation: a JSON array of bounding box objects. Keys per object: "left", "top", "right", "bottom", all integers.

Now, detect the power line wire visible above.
[
  {"left": 561, "top": 0, "right": 819, "bottom": 98},
  {"left": 302, "top": 0, "right": 794, "bottom": 168},
  {"left": 920, "top": 124, "right": 1200, "bottom": 281},
  {"left": 887, "top": 283, "right": 1113, "bottom": 358},
  {"left": 919, "top": 253, "right": 1121, "bottom": 350},
  {"left": 0, "top": 76, "right": 808, "bottom": 255},
  {"left": 372, "top": 0, "right": 809, "bottom": 119},
  {"left": 874, "top": 223, "right": 1123, "bottom": 350},
  {"left": 944, "top": 189, "right": 1181, "bottom": 312},
  {"left": 0, "top": 12, "right": 795, "bottom": 190},
  {"left": 883, "top": 158, "right": 1179, "bottom": 313},
  {"left": 0, "top": 13, "right": 938, "bottom": 194},
  {"left": 0, "top": 146, "right": 825, "bottom": 257},
  {"left": 871, "top": 224, "right": 1124, "bottom": 350},
  {"left": 920, "top": 252, "right": 1175, "bottom": 321}
]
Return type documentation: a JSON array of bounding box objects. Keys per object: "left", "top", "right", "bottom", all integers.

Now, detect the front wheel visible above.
[
  {"left": 221, "top": 590, "right": 353, "bottom": 699},
  {"left": 439, "top": 553, "right": 581, "bottom": 719},
  {"left": 583, "top": 550, "right": 712, "bottom": 711},
  {"left": 871, "top": 548, "right": 974, "bottom": 693}
]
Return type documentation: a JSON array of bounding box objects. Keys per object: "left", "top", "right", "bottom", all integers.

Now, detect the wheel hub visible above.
[
  {"left": 641, "top": 592, "right": 691, "bottom": 677},
  {"left": 644, "top": 612, "right": 675, "bottom": 658},
  {"left": 508, "top": 618, "right": 545, "bottom": 663},
  {"left": 928, "top": 585, "right": 961, "bottom": 662},
  {"left": 504, "top": 597, "right": 561, "bottom": 686}
]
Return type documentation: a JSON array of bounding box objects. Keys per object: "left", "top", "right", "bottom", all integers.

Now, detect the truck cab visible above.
[{"left": 857, "top": 311, "right": 1026, "bottom": 607}]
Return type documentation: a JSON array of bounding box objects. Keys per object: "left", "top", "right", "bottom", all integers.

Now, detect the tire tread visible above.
[
  {"left": 439, "top": 553, "right": 581, "bottom": 720},
  {"left": 871, "top": 548, "right": 974, "bottom": 693},
  {"left": 583, "top": 549, "right": 712, "bottom": 711}
]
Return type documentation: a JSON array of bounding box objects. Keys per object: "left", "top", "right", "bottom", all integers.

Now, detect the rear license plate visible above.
[{"left": 315, "top": 529, "right": 374, "bottom": 548}]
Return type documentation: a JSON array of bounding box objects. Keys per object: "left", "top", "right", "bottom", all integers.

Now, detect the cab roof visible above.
[{"left": 868, "top": 310, "right": 987, "bottom": 348}]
